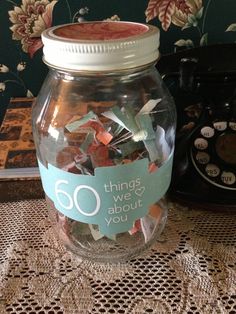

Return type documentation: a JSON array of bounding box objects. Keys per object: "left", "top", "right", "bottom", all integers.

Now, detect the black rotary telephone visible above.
[{"left": 157, "top": 44, "right": 236, "bottom": 208}]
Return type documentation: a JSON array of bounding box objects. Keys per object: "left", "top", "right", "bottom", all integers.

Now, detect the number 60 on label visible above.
[{"left": 55, "top": 180, "right": 101, "bottom": 217}]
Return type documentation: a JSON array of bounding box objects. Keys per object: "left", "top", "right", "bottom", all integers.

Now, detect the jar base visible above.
[{"left": 55, "top": 213, "right": 167, "bottom": 263}]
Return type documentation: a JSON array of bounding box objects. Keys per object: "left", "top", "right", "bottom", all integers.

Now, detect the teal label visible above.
[{"left": 38, "top": 155, "right": 173, "bottom": 236}]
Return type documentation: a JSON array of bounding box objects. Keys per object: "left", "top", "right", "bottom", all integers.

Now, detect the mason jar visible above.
[{"left": 32, "top": 21, "right": 176, "bottom": 262}]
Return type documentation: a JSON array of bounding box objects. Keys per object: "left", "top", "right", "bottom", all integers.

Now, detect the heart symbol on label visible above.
[{"left": 135, "top": 187, "right": 145, "bottom": 197}]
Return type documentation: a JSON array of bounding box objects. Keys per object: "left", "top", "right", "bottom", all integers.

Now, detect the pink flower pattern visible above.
[
  {"left": 145, "top": 0, "right": 202, "bottom": 31},
  {"left": 9, "top": 0, "right": 57, "bottom": 58}
]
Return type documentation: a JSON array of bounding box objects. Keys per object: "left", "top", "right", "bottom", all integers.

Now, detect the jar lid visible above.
[{"left": 42, "top": 21, "right": 160, "bottom": 71}]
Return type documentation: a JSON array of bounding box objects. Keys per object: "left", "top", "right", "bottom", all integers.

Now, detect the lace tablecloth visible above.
[{"left": 0, "top": 199, "right": 235, "bottom": 314}]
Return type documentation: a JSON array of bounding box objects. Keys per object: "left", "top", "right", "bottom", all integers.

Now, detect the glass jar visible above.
[{"left": 32, "top": 21, "right": 176, "bottom": 262}]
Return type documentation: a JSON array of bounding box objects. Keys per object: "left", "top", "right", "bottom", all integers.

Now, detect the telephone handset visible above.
[{"left": 157, "top": 44, "right": 236, "bottom": 207}]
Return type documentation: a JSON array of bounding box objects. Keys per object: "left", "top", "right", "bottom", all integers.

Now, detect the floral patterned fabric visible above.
[
  {"left": 0, "top": 0, "right": 236, "bottom": 121},
  {"left": 8, "top": 0, "right": 57, "bottom": 58}
]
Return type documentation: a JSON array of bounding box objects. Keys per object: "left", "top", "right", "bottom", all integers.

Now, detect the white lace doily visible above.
[{"left": 0, "top": 199, "right": 235, "bottom": 313}]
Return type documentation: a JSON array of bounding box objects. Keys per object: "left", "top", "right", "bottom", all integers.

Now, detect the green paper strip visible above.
[
  {"left": 143, "top": 139, "right": 161, "bottom": 162},
  {"left": 66, "top": 111, "right": 96, "bottom": 132},
  {"left": 135, "top": 114, "right": 156, "bottom": 141},
  {"left": 80, "top": 132, "right": 95, "bottom": 153}
]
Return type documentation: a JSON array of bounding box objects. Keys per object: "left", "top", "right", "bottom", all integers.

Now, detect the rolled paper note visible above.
[
  {"left": 135, "top": 112, "right": 160, "bottom": 161},
  {"left": 66, "top": 111, "right": 114, "bottom": 146},
  {"left": 135, "top": 114, "right": 156, "bottom": 141},
  {"left": 89, "top": 224, "right": 104, "bottom": 241},
  {"left": 65, "top": 111, "right": 97, "bottom": 132},
  {"left": 155, "top": 125, "right": 171, "bottom": 161},
  {"left": 149, "top": 204, "right": 162, "bottom": 222},
  {"left": 102, "top": 100, "right": 162, "bottom": 162},
  {"left": 123, "top": 104, "right": 140, "bottom": 133},
  {"left": 80, "top": 132, "right": 96, "bottom": 153},
  {"left": 143, "top": 140, "right": 160, "bottom": 162},
  {"left": 148, "top": 162, "right": 158, "bottom": 173},
  {"left": 129, "top": 219, "right": 141, "bottom": 235},
  {"left": 102, "top": 108, "right": 128, "bottom": 131},
  {"left": 102, "top": 105, "right": 139, "bottom": 134},
  {"left": 133, "top": 98, "right": 161, "bottom": 143},
  {"left": 138, "top": 98, "right": 162, "bottom": 114},
  {"left": 132, "top": 130, "right": 148, "bottom": 142},
  {"left": 140, "top": 215, "right": 157, "bottom": 243}
]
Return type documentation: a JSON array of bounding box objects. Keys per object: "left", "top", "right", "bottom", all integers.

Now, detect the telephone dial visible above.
[{"left": 157, "top": 44, "right": 236, "bottom": 208}]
